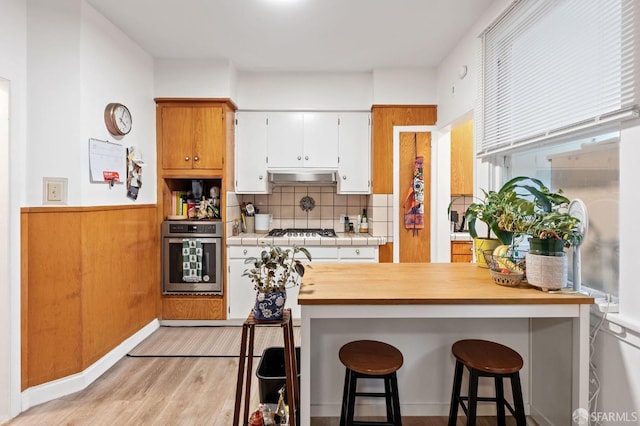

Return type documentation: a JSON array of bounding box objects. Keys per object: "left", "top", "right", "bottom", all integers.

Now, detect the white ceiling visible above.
[{"left": 86, "top": 0, "right": 494, "bottom": 72}]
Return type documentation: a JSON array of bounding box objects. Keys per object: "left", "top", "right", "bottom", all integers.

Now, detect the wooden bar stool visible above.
[
  {"left": 448, "top": 339, "right": 526, "bottom": 426},
  {"left": 338, "top": 340, "right": 403, "bottom": 426},
  {"left": 233, "top": 308, "right": 298, "bottom": 426}
]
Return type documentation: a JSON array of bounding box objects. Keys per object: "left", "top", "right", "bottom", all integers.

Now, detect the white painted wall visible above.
[
  {"left": 372, "top": 68, "right": 437, "bottom": 105},
  {"left": 436, "top": 0, "right": 511, "bottom": 128},
  {"left": 0, "top": 0, "right": 28, "bottom": 419},
  {"left": 236, "top": 71, "right": 373, "bottom": 110},
  {"left": 26, "top": 0, "right": 156, "bottom": 207},
  {"left": 154, "top": 58, "right": 238, "bottom": 100},
  {"left": 79, "top": 2, "right": 156, "bottom": 205}
]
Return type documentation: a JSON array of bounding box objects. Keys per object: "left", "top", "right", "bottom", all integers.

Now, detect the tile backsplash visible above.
[
  {"left": 449, "top": 195, "right": 474, "bottom": 232},
  {"left": 226, "top": 187, "right": 396, "bottom": 241}
]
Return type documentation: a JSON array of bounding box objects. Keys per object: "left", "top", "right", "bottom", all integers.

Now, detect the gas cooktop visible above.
[{"left": 267, "top": 228, "right": 337, "bottom": 238}]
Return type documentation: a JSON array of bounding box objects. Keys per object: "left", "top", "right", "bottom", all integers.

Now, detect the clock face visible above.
[{"left": 104, "top": 103, "right": 132, "bottom": 136}]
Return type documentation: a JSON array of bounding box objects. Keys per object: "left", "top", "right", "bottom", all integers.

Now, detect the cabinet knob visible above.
[
  {"left": 194, "top": 156, "right": 199, "bottom": 162},
  {"left": 305, "top": 155, "right": 309, "bottom": 160},
  {"left": 243, "top": 249, "right": 247, "bottom": 255},
  {"left": 297, "top": 155, "right": 302, "bottom": 160},
  {"left": 342, "top": 175, "right": 347, "bottom": 180},
  {"left": 259, "top": 175, "right": 263, "bottom": 180},
  {"left": 185, "top": 156, "right": 190, "bottom": 161},
  {"left": 355, "top": 249, "right": 360, "bottom": 255}
]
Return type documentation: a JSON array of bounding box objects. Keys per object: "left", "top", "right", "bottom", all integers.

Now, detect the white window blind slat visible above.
[{"left": 479, "top": 0, "right": 638, "bottom": 157}]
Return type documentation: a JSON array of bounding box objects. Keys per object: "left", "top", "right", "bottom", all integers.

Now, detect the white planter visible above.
[{"left": 525, "top": 252, "right": 567, "bottom": 290}]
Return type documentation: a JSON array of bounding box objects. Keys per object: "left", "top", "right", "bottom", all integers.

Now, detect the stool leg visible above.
[
  {"left": 510, "top": 372, "right": 527, "bottom": 426},
  {"left": 495, "top": 377, "right": 506, "bottom": 426},
  {"left": 390, "top": 372, "right": 402, "bottom": 426},
  {"left": 345, "top": 370, "right": 358, "bottom": 425},
  {"left": 339, "top": 368, "right": 351, "bottom": 426},
  {"left": 448, "top": 361, "right": 464, "bottom": 426},
  {"left": 243, "top": 325, "right": 256, "bottom": 424},
  {"left": 466, "top": 369, "right": 478, "bottom": 426},
  {"left": 384, "top": 375, "right": 393, "bottom": 423},
  {"left": 233, "top": 323, "right": 249, "bottom": 426}
]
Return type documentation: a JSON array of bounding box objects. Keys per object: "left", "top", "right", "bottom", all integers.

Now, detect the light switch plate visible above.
[{"left": 43, "top": 177, "right": 68, "bottom": 205}]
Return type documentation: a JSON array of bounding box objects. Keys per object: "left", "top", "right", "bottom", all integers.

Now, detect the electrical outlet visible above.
[{"left": 43, "top": 177, "right": 68, "bottom": 205}]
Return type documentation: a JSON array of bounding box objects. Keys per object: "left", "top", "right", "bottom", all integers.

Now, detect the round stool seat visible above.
[
  {"left": 452, "top": 339, "right": 523, "bottom": 375},
  {"left": 339, "top": 340, "right": 403, "bottom": 376}
]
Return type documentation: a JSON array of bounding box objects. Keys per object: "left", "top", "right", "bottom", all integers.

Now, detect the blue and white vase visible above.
[{"left": 253, "top": 290, "right": 287, "bottom": 320}]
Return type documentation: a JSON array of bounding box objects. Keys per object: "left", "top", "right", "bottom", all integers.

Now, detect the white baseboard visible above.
[
  {"left": 310, "top": 402, "right": 531, "bottom": 418},
  {"left": 20, "top": 319, "right": 159, "bottom": 412}
]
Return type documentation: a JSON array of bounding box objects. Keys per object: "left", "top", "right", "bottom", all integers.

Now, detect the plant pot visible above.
[
  {"left": 528, "top": 237, "right": 565, "bottom": 256},
  {"left": 254, "top": 290, "right": 287, "bottom": 320},
  {"left": 525, "top": 252, "right": 567, "bottom": 290},
  {"left": 472, "top": 238, "right": 501, "bottom": 268}
]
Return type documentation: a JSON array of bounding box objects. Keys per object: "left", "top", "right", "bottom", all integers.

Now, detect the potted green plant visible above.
[
  {"left": 243, "top": 244, "right": 312, "bottom": 320},
  {"left": 465, "top": 177, "right": 537, "bottom": 267},
  {"left": 518, "top": 183, "right": 582, "bottom": 290}
]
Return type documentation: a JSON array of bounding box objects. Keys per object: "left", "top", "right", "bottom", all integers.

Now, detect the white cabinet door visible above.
[
  {"left": 227, "top": 259, "right": 258, "bottom": 320},
  {"left": 338, "top": 112, "right": 371, "bottom": 194},
  {"left": 266, "top": 112, "right": 304, "bottom": 168},
  {"left": 235, "top": 112, "right": 269, "bottom": 193},
  {"left": 303, "top": 112, "right": 339, "bottom": 168}
]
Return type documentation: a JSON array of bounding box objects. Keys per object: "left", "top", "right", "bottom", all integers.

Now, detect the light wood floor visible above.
[{"left": 5, "top": 356, "right": 523, "bottom": 426}]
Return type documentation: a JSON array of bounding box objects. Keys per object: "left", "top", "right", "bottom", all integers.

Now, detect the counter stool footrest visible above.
[
  {"left": 352, "top": 422, "right": 395, "bottom": 426},
  {"left": 354, "top": 391, "right": 390, "bottom": 398}
]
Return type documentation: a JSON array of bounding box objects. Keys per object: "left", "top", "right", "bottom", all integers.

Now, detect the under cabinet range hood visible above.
[{"left": 268, "top": 170, "right": 337, "bottom": 186}]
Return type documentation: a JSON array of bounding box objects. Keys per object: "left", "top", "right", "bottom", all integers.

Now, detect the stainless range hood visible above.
[{"left": 268, "top": 170, "right": 337, "bottom": 186}]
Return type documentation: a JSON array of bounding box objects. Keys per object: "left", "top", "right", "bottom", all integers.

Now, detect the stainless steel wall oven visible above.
[{"left": 162, "top": 220, "right": 223, "bottom": 295}]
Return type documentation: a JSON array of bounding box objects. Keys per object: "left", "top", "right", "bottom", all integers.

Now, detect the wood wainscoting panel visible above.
[
  {"left": 21, "top": 211, "right": 83, "bottom": 389},
  {"left": 371, "top": 105, "right": 437, "bottom": 194},
  {"left": 80, "top": 207, "right": 159, "bottom": 367},
  {"left": 21, "top": 205, "right": 159, "bottom": 389}
]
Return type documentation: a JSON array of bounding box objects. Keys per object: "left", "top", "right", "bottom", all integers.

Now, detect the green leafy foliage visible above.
[{"left": 242, "top": 244, "right": 312, "bottom": 293}]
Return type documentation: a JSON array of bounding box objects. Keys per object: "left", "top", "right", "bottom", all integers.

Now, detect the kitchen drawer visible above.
[
  {"left": 228, "top": 246, "right": 264, "bottom": 259},
  {"left": 340, "top": 246, "right": 376, "bottom": 260},
  {"left": 451, "top": 241, "right": 473, "bottom": 263},
  {"left": 229, "top": 245, "right": 338, "bottom": 260}
]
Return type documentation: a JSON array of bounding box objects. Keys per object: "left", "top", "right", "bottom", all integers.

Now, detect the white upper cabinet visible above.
[
  {"left": 337, "top": 112, "right": 371, "bottom": 194},
  {"left": 266, "top": 112, "right": 339, "bottom": 169},
  {"left": 235, "top": 111, "right": 269, "bottom": 194},
  {"left": 302, "top": 112, "right": 339, "bottom": 168}
]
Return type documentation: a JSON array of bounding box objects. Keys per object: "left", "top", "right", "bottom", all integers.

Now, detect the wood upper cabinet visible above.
[
  {"left": 159, "top": 101, "right": 225, "bottom": 171},
  {"left": 451, "top": 119, "right": 474, "bottom": 196}
]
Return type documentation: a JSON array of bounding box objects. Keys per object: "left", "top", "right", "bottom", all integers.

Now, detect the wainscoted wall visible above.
[
  {"left": 20, "top": 205, "right": 158, "bottom": 389},
  {"left": 225, "top": 186, "right": 395, "bottom": 242}
]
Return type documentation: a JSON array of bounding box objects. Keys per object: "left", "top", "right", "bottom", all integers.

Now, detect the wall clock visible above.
[{"left": 104, "top": 102, "right": 132, "bottom": 136}]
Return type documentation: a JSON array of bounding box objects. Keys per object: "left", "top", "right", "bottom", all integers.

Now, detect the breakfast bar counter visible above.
[{"left": 297, "top": 263, "right": 594, "bottom": 425}]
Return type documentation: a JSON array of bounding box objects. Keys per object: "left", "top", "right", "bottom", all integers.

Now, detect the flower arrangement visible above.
[{"left": 243, "top": 244, "right": 312, "bottom": 293}]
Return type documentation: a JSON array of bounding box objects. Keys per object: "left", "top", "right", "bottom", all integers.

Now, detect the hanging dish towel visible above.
[
  {"left": 404, "top": 156, "right": 425, "bottom": 235},
  {"left": 182, "top": 239, "right": 203, "bottom": 283}
]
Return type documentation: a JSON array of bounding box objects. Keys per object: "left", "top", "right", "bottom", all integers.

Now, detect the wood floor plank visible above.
[{"left": 7, "top": 356, "right": 530, "bottom": 425}]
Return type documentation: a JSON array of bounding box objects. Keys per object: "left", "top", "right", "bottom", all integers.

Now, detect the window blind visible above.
[{"left": 478, "top": 0, "right": 637, "bottom": 156}]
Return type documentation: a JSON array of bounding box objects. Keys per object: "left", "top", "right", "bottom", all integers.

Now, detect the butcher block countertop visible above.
[{"left": 298, "top": 263, "right": 595, "bottom": 306}]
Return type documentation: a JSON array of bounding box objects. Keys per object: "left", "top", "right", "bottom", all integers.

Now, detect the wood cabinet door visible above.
[
  {"left": 161, "top": 105, "right": 224, "bottom": 170},
  {"left": 161, "top": 106, "right": 195, "bottom": 169},
  {"left": 192, "top": 105, "right": 224, "bottom": 170},
  {"left": 451, "top": 119, "right": 474, "bottom": 195}
]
